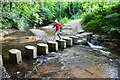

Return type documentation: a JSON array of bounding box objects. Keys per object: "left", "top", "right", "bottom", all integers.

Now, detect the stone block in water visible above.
[
  {"left": 80, "top": 32, "right": 93, "bottom": 41},
  {"left": 69, "top": 36, "right": 79, "bottom": 44},
  {"left": 25, "top": 45, "right": 37, "bottom": 59},
  {"left": 9, "top": 49, "right": 22, "bottom": 64},
  {"left": 37, "top": 43, "right": 48, "bottom": 55},
  {"left": 47, "top": 41, "right": 58, "bottom": 52},
  {"left": 78, "top": 39, "right": 87, "bottom": 45},
  {"left": 93, "top": 35, "right": 100, "bottom": 40},
  {"left": 56, "top": 40, "right": 66, "bottom": 49},
  {"left": 75, "top": 34, "right": 84, "bottom": 40},
  {"left": 0, "top": 55, "right": 3, "bottom": 69},
  {"left": 63, "top": 37, "right": 73, "bottom": 47}
]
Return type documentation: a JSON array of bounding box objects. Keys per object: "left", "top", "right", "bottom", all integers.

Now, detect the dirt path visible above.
[
  {"left": 65, "top": 19, "right": 84, "bottom": 32},
  {"left": 62, "top": 19, "right": 84, "bottom": 35}
]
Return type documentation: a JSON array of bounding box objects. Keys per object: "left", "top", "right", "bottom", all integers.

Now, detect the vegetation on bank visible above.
[
  {"left": 81, "top": 2, "right": 120, "bottom": 38},
  {"left": 1, "top": 1, "right": 120, "bottom": 38},
  {"left": 1, "top": 2, "right": 83, "bottom": 30}
]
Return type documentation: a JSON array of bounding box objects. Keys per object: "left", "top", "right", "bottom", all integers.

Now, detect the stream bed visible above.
[{"left": 1, "top": 26, "right": 120, "bottom": 79}]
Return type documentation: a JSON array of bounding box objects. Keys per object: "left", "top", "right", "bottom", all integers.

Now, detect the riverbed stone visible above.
[
  {"left": 0, "top": 67, "right": 10, "bottom": 79},
  {"left": 37, "top": 43, "right": 48, "bottom": 55},
  {"left": 47, "top": 41, "right": 58, "bottom": 52},
  {"left": 63, "top": 37, "right": 73, "bottom": 47},
  {"left": 69, "top": 36, "right": 79, "bottom": 44},
  {"left": 9, "top": 49, "right": 22, "bottom": 64},
  {"left": 56, "top": 40, "right": 66, "bottom": 49},
  {"left": 25, "top": 45, "right": 37, "bottom": 59}
]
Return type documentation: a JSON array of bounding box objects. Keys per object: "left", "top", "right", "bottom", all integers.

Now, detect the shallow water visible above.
[
  {"left": 25, "top": 46, "right": 119, "bottom": 78},
  {"left": 1, "top": 27, "right": 120, "bottom": 79}
]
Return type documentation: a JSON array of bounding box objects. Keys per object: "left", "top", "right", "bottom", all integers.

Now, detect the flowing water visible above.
[{"left": 1, "top": 26, "right": 120, "bottom": 79}]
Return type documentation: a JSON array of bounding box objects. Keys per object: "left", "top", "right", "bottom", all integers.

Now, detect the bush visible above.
[
  {"left": 59, "top": 17, "right": 69, "bottom": 25},
  {"left": 70, "top": 11, "right": 82, "bottom": 19},
  {"left": 38, "top": 8, "right": 54, "bottom": 25},
  {"left": 83, "top": 20, "right": 103, "bottom": 33},
  {"left": 81, "top": 13, "right": 94, "bottom": 24},
  {"left": 81, "top": 3, "right": 120, "bottom": 38}
]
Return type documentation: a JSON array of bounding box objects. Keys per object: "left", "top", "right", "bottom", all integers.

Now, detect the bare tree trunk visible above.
[
  {"left": 60, "top": 2, "right": 62, "bottom": 19},
  {"left": 68, "top": 2, "right": 73, "bottom": 17},
  {"left": 72, "top": 2, "right": 75, "bottom": 16}
]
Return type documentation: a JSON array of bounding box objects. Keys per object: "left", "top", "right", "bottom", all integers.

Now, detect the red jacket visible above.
[{"left": 53, "top": 23, "right": 62, "bottom": 30}]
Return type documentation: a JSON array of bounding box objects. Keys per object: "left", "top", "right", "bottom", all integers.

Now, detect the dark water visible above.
[{"left": 1, "top": 28, "right": 120, "bottom": 78}]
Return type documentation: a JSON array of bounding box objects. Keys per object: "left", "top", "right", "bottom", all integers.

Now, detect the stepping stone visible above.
[
  {"left": 76, "top": 34, "right": 84, "bottom": 40},
  {"left": 37, "top": 43, "right": 48, "bottom": 55},
  {"left": 69, "top": 36, "right": 79, "bottom": 44},
  {"left": 25, "top": 45, "right": 37, "bottom": 59},
  {"left": 9, "top": 49, "right": 22, "bottom": 64},
  {"left": 63, "top": 37, "right": 73, "bottom": 47},
  {"left": 56, "top": 40, "right": 66, "bottom": 49},
  {"left": 78, "top": 39, "right": 87, "bottom": 44},
  {"left": 0, "top": 55, "right": 3, "bottom": 69},
  {"left": 47, "top": 41, "right": 58, "bottom": 52}
]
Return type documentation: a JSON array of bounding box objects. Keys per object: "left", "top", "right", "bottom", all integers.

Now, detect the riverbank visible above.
[{"left": 1, "top": 19, "right": 120, "bottom": 79}]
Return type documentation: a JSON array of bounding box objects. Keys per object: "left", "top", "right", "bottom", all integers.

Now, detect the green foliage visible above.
[
  {"left": 39, "top": 8, "right": 53, "bottom": 20},
  {"left": 1, "top": 2, "right": 84, "bottom": 30},
  {"left": 59, "top": 17, "right": 69, "bottom": 25},
  {"left": 81, "top": 13, "right": 94, "bottom": 24},
  {"left": 70, "top": 11, "right": 82, "bottom": 19},
  {"left": 2, "top": 21, "right": 12, "bottom": 28},
  {"left": 81, "top": 2, "right": 120, "bottom": 38},
  {"left": 1, "top": 2, "right": 43, "bottom": 29},
  {"left": 38, "top": 8, "right": 53, "bottom": 25}
]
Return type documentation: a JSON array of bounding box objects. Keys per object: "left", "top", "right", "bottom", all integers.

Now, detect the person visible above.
[{"left": 53, "top": 20, "right": 63, "bottom": 41}]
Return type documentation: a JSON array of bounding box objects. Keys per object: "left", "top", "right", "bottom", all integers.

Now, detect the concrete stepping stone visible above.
[
  {"left": 9, "top": 49, "right": 22, "bottom": 64},
  {"left": 37, "top": 43, "right": 48, "bottom": 55},
  {"left": 69, "top": 36, "right": 79, "bottom": 44},
  {"left": 56, "top": 39, "right": 66, "bottom": 49},
  {"left": 25, "top": 45, "right": 37, "bottom": 59},
  {"left": 47, "top": 41, "right": 58, "bottom": 52},
  {"left": 63, "top": 37, "right": 73, "bottom": 47}
]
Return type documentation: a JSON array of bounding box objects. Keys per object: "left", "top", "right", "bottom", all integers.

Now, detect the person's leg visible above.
[
  {"left": 60, "top": 27, "right": 62, "bottom": 32},
  {"left": 57, "top": 30, "right": 62, "bottom": 40},
  {"left": 53, "top": 31, "right": 57, "bottom": 41}
]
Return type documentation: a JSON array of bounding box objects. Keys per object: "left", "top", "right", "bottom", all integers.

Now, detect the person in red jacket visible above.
[{"left": 53, "top": 20, "right": 63, "bottom": 41}]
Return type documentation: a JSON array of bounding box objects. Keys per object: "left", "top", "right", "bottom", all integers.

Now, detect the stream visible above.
[{"left": 1, "top": 25, "right": 120, "bottom": 79}]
